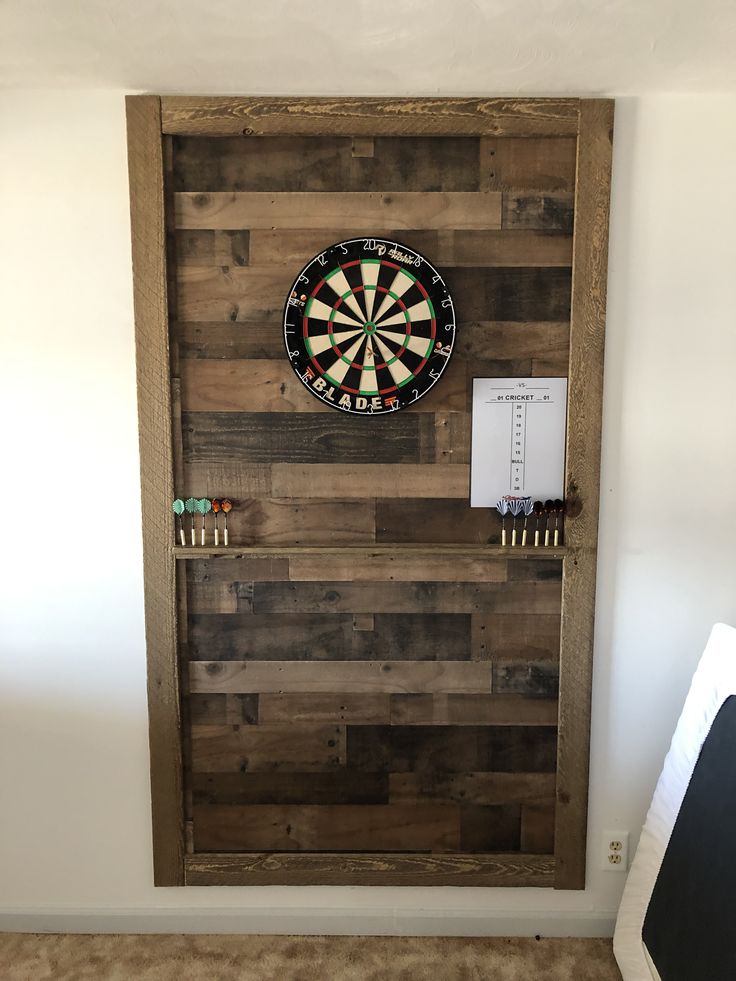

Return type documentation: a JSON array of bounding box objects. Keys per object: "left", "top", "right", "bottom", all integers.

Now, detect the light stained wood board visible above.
[
  {"left": 243, "top": 228, "right": 572, "bottom": 268},
  {"left": 175, "top": 191, "right": 503, "bottom": 231},
  {"left": 126, "top": 95, "right": 184, "bottom": 886},
  {"left": 555, "top": 99, "right": 614, "bottom": 890},
  {"left": 162, "top": 97, "right": 580, "bottom": 138},
  {"left": 184, "top": 851, "right": 556, "bottom": 886},
  {"left": 191, "top": 723, "right": 345, "bottom": 772},
  {"left": 180, "top": 357, "right": 468, "bottom": 414},
  {"left": 190, "top": 660, "right": 494, "bottom": 695}
]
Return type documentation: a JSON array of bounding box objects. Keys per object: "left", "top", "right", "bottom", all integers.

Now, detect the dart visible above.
[
  {"left": 508, "top": 497, "right": 525, "bottom": 547},
  {"left": 544, "top": 500, "right": 554, "bottom": 547},
  {"left": 196, "top": 497, "right": 212, "bottom": 546},
  {"left": 172, "top": 499, "right": 186, "bottom": 547},
  {"left": 533, "top": 501, "right": 545, "bottom": 547},
  {"left": 521, "top": 497, "right": 534, "bottom": 546},
  {"left": 495, "top": 497, "right": 510, "bottom": 547},
  {"left": 554, "top": 499, "right": 567, "bottom": 547},
  {"left": 211, "top": 499, "right": 221, "bottom": 546},
  {"left": 184, "top": 497, "right": 198, "bottom": 546},
  {"left": 221, "top": 498, "right": 233, "bottom": 546}
]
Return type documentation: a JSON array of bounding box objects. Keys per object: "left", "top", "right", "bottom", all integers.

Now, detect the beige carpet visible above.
[{"left": 0, "top": 934, "right": 621, "bottom": 980}]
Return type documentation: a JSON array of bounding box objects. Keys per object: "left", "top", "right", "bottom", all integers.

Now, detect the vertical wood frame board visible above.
[{"left": 126, "top": 96, "right": 613, "bottom": 888}]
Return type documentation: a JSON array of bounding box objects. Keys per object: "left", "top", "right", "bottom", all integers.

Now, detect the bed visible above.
[{"left": 614, "top": 622, "right": 736, "bottom": 980}]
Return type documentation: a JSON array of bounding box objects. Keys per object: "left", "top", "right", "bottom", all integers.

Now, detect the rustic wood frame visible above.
[{"left": 126, "top": 95, "right": 613, "bottom": 888}]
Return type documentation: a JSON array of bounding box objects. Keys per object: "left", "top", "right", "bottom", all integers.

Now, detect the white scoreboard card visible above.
[{"left": 470, "top": 377, "right": 568, "bottom": 508}]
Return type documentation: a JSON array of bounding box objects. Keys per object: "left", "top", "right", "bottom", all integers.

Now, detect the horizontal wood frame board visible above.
[{"left": 126, "top": 95, "right": 613, "bottom": 888}]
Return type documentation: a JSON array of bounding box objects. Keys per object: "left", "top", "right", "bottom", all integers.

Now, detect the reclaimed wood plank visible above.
[
  {"left": 389, "top": 693, "right": 558, "bottom": 726},
  {"left": 435, "top": 411, "right": 471, "bottom": 465},
  {"left": 182, "top": 411, "right": 435, "bottom": 465},
  {"left": 506, "top": 559, "right": 563, "bottom": 582},
  {"left": 502, "top": 193, "right": 574, "bottom": 233},
  {"left": 251, "top": 580, "right": 561, "bottom": 615},
  {"left": 555, "top": 99, "right": 614, "bottom": 890},
  {"left": 162, "top": 97, "right": 580, "bottom": 138},
  {"left": 444, "top": 267, "right": 572, "bottom": 322},
  {"left": 176, "top": 191, "right": 502, "bottom": 231},
  {"left": 188, "top": 693, "right": 259, "bottom": 725},
  {"left": 460, "top": 805, "right": 521, "bottom": 851},
  {"left": 377, "top": 498, "right": 498, "bottom": 544},
  {"left": 185, "top": 556, "right": 289, "bottom": 583},
  {"left": 176, "top": 228, "right": 250, "bottom": 266},
  {"left": 173, "top": 135, "right": 351, "bottom": 191},
  {"left": 189, "top": 613, "right": 351, "bottom": 660},
  {"left": 184, "top": 851, "right": 556, "bottom": 886},
  {"left": 389, "top": 771, "right": 556, "bottom": 806},
  {"left": 259, "top": 693, "right": 391, "bottom": 725},
  {"left": 125, "top": 94, "right": 183, "bottom": 886},
  {"left": 346, "top": 725, "right": 557, "bottom": 773},
  {"left": 191, "top": 771, "right": 389, "bottom": 806},
  {"left": 190, "top": 661, "right": 493, "bottom": 695},
  {"left": 472, "top": 613, "right": 561, "bottom": 661},
  {"left": 215, "top": 498, "right": 376, "bottom": 547},
  {"left": 173, "top": 135, "right": 484, "bottom": 193},
  {"left": 181, "top": 358, "right": 467, "bottom": 414},
  {"left": 454, "top": 321, "right": 570, "bottom": 362},
  {"left": 176, "top": 265, "right": 293, "bottom": 321},
  {"left": 445, "top": 229, "right": 572, "bottom": 267},
  {"left": 481, "top": 137, "right": 577, "bottom": 192},
  {"left": 492, "top": 661, "right": 560, "bottom": 697},
  {"left": 178, "top": 264, "right": 571, "bottom": 324},
  {"left": 245, "top": 227, "right": 572, "bottom": 268},
  {"left": 286, "top": 551, "right": 499, "bottom": 582},
  {"left": 521, "top": 800, "right": 556, "bottom": 853},
  {"left": 270, "top": 463, "right": 469, "bottom": 501},
  {"left": 173, "top": 321, "right": 284, "bottom": 360},
  {"left": 187, "top": 581, "right": 239, "bottom": 614},
  {"left": 182, "top": 461, "right": 273, "bottom": 499},
  {"left": 188, "top": 612, "right": 472, "bottom": 662},
  {"left": 193, "top": 803, "right": 461, "bottom": 852},
  {"left": 191, "top": 724, "right": 345, "bottom": 772}
]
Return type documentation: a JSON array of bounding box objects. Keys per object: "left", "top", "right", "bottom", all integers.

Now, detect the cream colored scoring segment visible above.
[
  {"left": 376, "top": 298, "right": 431, "bottom": 330},
  {"left": 378, "top": 329, "right": 433, "bottom": 357},
  {"left": 373, "top": 269, "right": 416, "bottom": 322},
  {"left": 374, "top": 334, "right": 413, "bottom": 386},
  {"left": 376, "top": 328, "right": 410, "bottom": 347},
  {"left": 308, "top": 296, "right": 362, "bottom": 327},
  {"left": 373, "top": 309, "right": 408, "bottom": 329},
  {"left": 359, "top": 337, "right": 377, "bottom": 393},
  {"left": 323, "top": 334, "right": 365, "bottom": 385},
  {"left": 325, "top": 268, "right": 365, "bottom": 321},
  {"left": 308, "top": 327, "right": 363, "bottom": 356},
  {"left": 360, "top": 260, "right": 380, "bottom": 319}
]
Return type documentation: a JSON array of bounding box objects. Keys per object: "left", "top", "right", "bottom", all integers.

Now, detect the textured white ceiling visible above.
[{"left": 2, "top": 0, "right": 736, "bottom": 93}]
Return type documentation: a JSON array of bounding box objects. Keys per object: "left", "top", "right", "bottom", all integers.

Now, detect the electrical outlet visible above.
[{"left": 603, "top": 831, "right": 629, "bottom": 871}]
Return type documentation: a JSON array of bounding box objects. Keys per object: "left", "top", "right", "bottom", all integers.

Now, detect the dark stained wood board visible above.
[{"left": 126, "top": 96, "right": 612, "bottom": 888}]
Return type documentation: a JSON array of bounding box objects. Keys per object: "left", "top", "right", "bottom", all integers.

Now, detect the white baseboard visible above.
[{"left": 0, "top": 907, "right": 616, "bottom": 938}]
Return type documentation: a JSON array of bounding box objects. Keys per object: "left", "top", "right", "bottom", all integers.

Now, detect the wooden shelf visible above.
[{"left": 172, "top": 544, "right": 570, "bottom": 560}]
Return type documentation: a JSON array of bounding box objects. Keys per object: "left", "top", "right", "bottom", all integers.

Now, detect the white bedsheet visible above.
[{"left": 613, "top": 623, "right": 736, "bottom": 981}]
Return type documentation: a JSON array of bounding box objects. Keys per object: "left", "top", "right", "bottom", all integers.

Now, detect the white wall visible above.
[{"left": 1, "top": 90, "right": 735, "bottom": 936}]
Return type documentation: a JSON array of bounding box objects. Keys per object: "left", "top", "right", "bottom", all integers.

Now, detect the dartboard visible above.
[{"left": 283, "top": 238, "right": 455, "bottom": 415}]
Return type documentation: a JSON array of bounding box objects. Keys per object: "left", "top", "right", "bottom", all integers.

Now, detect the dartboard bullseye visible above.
[{"left": 283, "top": 238, "right": 455, "bottom": 415}]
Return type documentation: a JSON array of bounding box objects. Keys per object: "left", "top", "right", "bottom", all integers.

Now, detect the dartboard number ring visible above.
[{"left": 283, "top": 238, "right": 455, "bottom": 415}]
